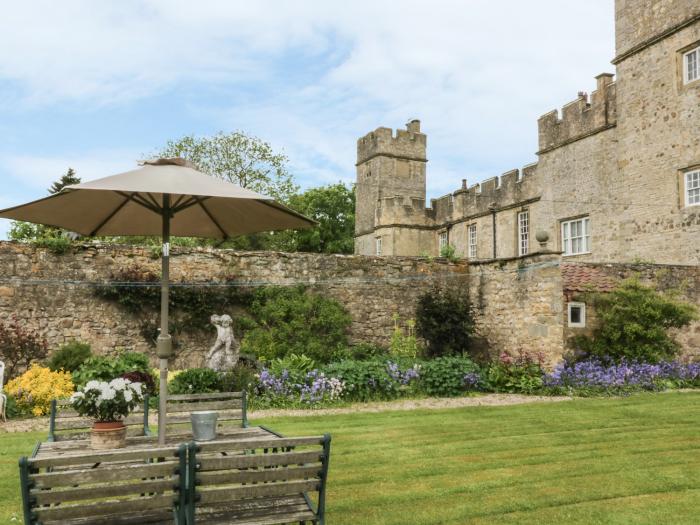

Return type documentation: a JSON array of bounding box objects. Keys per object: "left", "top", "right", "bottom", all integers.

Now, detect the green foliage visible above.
[
  {"left": 9, "top": 168, "right": 80, "bottom": 253},
  {"left": 47, "top": 341, "right": 92, "bottom": 372},
  {"left": 390, "top": 315, "right": 420, "bottom": 358},
  {"left": 269, "top": 354, "right": 317, "bottom": 376},
  {"left": 286, "top": 183, "right": 355, "bottom": 254},
  {"left": 439, "top": 244, "right": 460, "bottom": 262},
  {"left": 219, "top": 365, "right": 258, "bottom": 392},
  {"left": 168, "top": 368, "right": 222, "bottom": 395},
  {"left": 486, "top": 351, "right": 545, "bottom": 394},
  {"left": 93, "top": 264, "right": 250, "bottom": 347},
  {"left": 240, "top": 286, "right": 351, "bottom": 363},
  {"left": 348, "top": 342, "right": 388, "bottom": 360},
  {"left": 572, "top": 278, "right": 698, "bottom": 363},
  {"left": 157, "top": 131, "right": 298, "bottom": 203},
  {"left": 415, "top": 287, "right": 475, "bottom": 358},
  {"left": 72, "top": 351, "right": 150, "bottom": 388},
  {"left": 419, "top": 356, "right": 481, "bottom": 397},
  {"left": 4, "top": 394, "right": 23, "bottom": 419},
  {"left": 0, "top": 316, "right": 48, "bottom": 380},
  {"left": 321, "top": 360, "right": 400, "bottom": 401}
]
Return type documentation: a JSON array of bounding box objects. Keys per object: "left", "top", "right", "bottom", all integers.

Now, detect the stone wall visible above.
[
  {"left": 466, "top": 252, "right": 566, "bottom": 366},
  {"left": 564, "top": 262, "right": 700, "bottom": 360},
  {"left": 0, "top": 242, "right": 468, "bottom": 368}
]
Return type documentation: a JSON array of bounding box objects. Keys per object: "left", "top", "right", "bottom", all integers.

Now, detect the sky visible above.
[{"left": 0, "top": 0, "right": 615, "bottom": 239}]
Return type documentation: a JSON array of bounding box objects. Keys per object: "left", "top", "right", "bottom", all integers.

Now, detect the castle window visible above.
[
  {"left": 561, "top": 217, "right": 590, "bottom": 256},
  {"left": 517, "top": 210, "right": 529, "bottom": 256},
  {"left": 468, "top": 224, "right": 477, "bottom": 259},
  {"left": 438, "top": 231, "right": 448, "bottom": 251},
  {"left": 685, "top": 169, "right": 700, "bottom": 206},
  {"left": 375, "top": 237, "right": 382, "bottom": 256},
  {"left": 683, "top": 46, "right": 699, "bottom": 84},
  {"left": 567, "top": 302, "right": 586, "bottom": 328}
]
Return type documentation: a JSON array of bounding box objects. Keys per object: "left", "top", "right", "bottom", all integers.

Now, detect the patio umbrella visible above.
[{"left": 0, "top": 158, "right": 315, "bottom": 443}]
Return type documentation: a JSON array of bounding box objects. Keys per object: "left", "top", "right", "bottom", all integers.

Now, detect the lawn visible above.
[{"left": 1, "top": 392, "right": 699, "bottom": 524}]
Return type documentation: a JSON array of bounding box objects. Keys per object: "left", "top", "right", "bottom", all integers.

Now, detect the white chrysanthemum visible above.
[
  {"left": 69, "top": 391, "right": 84, "bottom": 402},
  {"left": 99, "top": 386, "right": 116, "bottom": 401},
  {"left": 85, "top": 380, "right": 101, "bottom": 391},
  {"left": 123, "top": 389, "right": 133, "bottom": 402},
  {"left": 131, "top": 382, "right": 143, "bottom": 396},
  {"left": 109, "top": 378, "right": 127, "bottom": 391}
]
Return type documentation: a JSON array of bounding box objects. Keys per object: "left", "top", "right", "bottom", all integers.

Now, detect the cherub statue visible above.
[{"left": 205, "top": 314, "right": 239, "bottom": 371}]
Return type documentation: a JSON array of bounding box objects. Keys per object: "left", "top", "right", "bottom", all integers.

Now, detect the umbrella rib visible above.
[
  {"left": 88, "top": 194, "right": 132, "bottom": 236},
  {"left": 146, "top": 192, "right": 163, "bottom": 210},
  {"left": 171, "top": 194, "right": 186, "bottom": 209},
  {"left": 115, "top": 191, "right": 161, "bottom": 215},
  {"left": 172, "top": 196, "right": 207, "bottom": 214},
  {"left": 195, "top": 197, "right": 228, "bottom": 239}
]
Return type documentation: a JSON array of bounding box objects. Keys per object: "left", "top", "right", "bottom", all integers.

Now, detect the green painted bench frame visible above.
[
  {"left": 46, "top": 394, "right": 152, "bottom": 443},
  {"left": 185, "top": 434, "right": 331, "bottom": 525},
  {"left": 19, "top": 443, "right": 188, "bottom": 525}
]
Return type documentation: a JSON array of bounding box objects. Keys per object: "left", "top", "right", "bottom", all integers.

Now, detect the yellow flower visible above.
[{"left": 6, "top": 364, "right": 74, "bottom": 416}]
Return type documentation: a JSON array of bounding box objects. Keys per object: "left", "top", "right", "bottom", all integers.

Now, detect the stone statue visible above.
[{"left": 205, "top": 314, "right": 239, "bottom": 371}]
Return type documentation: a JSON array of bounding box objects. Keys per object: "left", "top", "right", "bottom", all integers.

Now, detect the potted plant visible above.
[{"left": 70, "top": 378, "right": 144, "bottom": 449}]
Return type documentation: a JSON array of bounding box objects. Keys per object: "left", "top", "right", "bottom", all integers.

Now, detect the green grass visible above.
[{"left": 2, "top": 392, "right": 699, "bottom": 524}]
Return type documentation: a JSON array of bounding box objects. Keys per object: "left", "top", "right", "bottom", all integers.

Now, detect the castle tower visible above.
[{"left": 354, "top": 120, "right": 428, "bottom": 255}]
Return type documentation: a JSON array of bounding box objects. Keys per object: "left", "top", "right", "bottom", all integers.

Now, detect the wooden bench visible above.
[
  {"left": 186, "top": 434, "right": 331, "bottom": 525},
  {"left": 47, "top": 395, "right": 152, "bottom": 442},
  {"left": 19, "top": 444, "right": 188, "bottom": 525},
  {"left": 164, "top": 392, "right": 248, "bottom": 437}
]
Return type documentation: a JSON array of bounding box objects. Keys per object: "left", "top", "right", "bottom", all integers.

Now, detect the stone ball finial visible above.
[{"left": 535, "top": 230, "right": 550, "bottom": 248}]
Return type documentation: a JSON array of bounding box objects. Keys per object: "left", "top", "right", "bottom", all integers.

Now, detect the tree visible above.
[
  {"left": 415, "top": 286, "right": 476, "bottom": 358},
  {"left": 156, "top": 131, "right": 298, "bottom": 202},
  {"left": 9, "top": 168, "right": 81, "bottom": 244},
  {"left": 572, "top": 278, "right": 698, "bottom": 363},
  {"left": 286, "top": 183, "right": 355, "bottom": 254}
]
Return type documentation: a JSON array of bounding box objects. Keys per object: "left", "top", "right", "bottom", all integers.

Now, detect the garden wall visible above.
[{"left": 0, "top": 242, "right": 469, "bottom": 368}]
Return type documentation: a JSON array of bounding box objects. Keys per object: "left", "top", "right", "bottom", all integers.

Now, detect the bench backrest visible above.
[
  {"left": 187, "top": 434, "right": 331, "bottom": 525},
  {"left": 19, "top": 444, "right": 187, "bottom": 525},
  {"left": 165, "top": 391, "right": 248, "bottom": 433},
  {"left": 47, "top": 395, "right": 151, "bottom": 442}
]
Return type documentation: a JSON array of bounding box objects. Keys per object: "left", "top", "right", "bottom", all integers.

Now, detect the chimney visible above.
[
  {"left": 406, "top": 119, "right": 421, "bottom": 133},
  {"left": 461, "top": 179, "right": 467, "bottom": 189}
]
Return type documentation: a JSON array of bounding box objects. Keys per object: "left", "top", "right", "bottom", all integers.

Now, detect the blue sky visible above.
[{"left": 0, "top": 0, "right": 615, "bottom": 238}]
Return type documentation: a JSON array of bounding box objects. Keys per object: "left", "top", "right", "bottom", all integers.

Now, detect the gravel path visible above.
[{"left": 0, "top": 394, "right": 571, "bottom": 433}]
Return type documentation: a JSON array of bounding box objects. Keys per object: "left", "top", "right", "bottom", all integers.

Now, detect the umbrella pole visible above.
[{"left": 157, "top": 195, "right": 172, "bottom": 445}]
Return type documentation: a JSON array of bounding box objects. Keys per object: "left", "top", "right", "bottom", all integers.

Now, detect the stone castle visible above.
[{"left": 354, "top": 0, "right": 700, "bottom": 265}]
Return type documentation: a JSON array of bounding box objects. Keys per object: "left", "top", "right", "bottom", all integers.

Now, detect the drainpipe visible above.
[{"left": 489, "top": 203, "right": 497, "bottom": 259}]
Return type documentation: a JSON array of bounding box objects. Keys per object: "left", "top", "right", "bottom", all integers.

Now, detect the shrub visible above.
[
  {"left": 348, "top": 343, "right": 387, "bottom": 360},
  {"left": 220, "top": 365, "right": 258, "bottom": 392},
  {"left": 70, "top": 378, "right": 144, "bottom": 422},
  {"left": 5, "top": 364, "right": 74, "bottom": 416},
  {"left": 486, "top": 351, "right": 545, "bottom": 394},
  {"left": 572, "top": 278, "right": 698, "bottom": 363},
  {"left": 168, "top": 368, "right": 222, "bottom": 395},
  {"left": 269, "top": 354, "right": 317, "bottom": 376},
  {"left": 439, "top": 243, "right": 460, "bottom": 262},
  {"left": 0, "top": 316, "right": 48, "bottom": 380},
  {"left": 321, "top": 359, "right": 419, "bottom": 401},
  {"left": 47, "top": 341, "right": 93, "bottom": 372},
  {"left": 415, "top": 287, "right": 475, "bottom": 358},
  {"left": 419, "top": 356, "right": 481, "bottom": 397},
  {"left": 72, "top": 351, "right": 151, "bottom": 388},
  {"left": 240, "top": 286, "right": 352, "bottom": 363}
]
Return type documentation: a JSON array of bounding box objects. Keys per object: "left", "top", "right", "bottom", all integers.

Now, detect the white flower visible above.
[
  {"left": 109, "top": 378, "right": 127, "bottom": 391},
  {"left": 99, "top": 386, "right": 116, "bottom": 401},
  {"left": 123, "top": 390, "right": 133, "bottom": 402},
  {"left": 85, "top": 380, "right": 101, "bottom": 391},
  {"left": 70, "top": 392, "right": 84, "bottom": 402},
  {"left": 130, "top": 382, "right": 143, "bottom": 396}
]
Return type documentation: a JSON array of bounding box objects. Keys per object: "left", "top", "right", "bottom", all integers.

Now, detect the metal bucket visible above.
[{"left": 191, "top": 411, "right": 218, "bottom": 441}]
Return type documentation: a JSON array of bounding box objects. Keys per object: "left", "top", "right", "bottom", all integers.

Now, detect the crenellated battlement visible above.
[
  {"left": 357, "top": 119, "right": 427, "bottom": 165},
  {"left": 537, "top": 73, "right": 616, "bottom": 154},
  {"left": 375, "top": 195, "right": 433, "bottom": 227}
]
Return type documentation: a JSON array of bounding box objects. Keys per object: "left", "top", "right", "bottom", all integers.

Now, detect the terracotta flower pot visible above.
[{"left": 91, "top": 420, "right": 127, "bottom": 450}]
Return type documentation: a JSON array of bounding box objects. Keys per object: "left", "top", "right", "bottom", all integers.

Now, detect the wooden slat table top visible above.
[{"left": 33, "top": 426, "right": 278, "bottom": 462}]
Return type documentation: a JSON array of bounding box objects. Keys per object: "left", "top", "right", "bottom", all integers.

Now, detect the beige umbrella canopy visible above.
[{"left": 0, "top": 158, "right": 315, "bottom": 444}]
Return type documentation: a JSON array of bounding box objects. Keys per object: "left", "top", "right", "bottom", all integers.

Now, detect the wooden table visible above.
[{"left": 32, "top": 425, "right": 282, "bottom": 463}]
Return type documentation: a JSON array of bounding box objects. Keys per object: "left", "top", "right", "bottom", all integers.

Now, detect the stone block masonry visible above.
[{"left": 0, "top": 242, "right": 470, "bottom": 368}]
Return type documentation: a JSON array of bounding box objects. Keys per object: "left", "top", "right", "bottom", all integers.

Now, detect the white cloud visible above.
[{"left": 0, "top": 0, "right": 616, "bottom": 200}]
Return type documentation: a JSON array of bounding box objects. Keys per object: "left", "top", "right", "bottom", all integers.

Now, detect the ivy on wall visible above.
[{"left": 93, "top": 265, "right": 252, "bottom": 349}]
